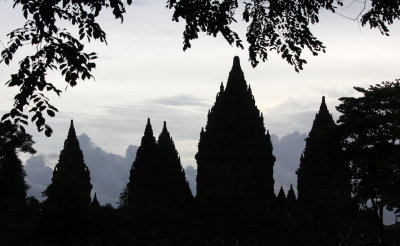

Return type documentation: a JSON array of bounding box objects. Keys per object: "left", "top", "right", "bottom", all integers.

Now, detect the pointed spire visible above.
[
  {"left": 319, "top": 96, "right": 328, "bottom": 114},
  {"left": 226, "top": 56, "right": 247, "bottom": 90},
  {"left": 67, "top": 119, "right": 77, "bottom": 140},
  {"left": 277, "top": 186, "right": 286, "bottom": 199},
  {"left": 91, "top": 192, "right": 100, "bottom": 207},
  {"left": 141, "top": 118, "right": 156, "bottom": 146},
  {"left": 220, "top": 82, "right": 224, "bottom": 93},
  {"left": 287, "top": 184, "right": 296, "bottom": 202},
  {"left": 159, "top": 121, "right": 171, "bottom": 141},
  {"left": 144, "top": 118, "right": 153, "bottom": 137},
  {"left": 310, "top": 96, "right": 335, "bottom": 131},
  {"left": 232, "top": 56, "right": 241, "bottom": 70},
  {"left": 43, "top": 120, "right": 92, "bottom": 208},
  {"left": 60, "top": 119, "right": 83, "bottom": 165}
]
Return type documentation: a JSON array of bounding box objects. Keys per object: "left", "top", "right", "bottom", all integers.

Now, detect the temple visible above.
[
  {"left": 13, "top": 57, "right": 370, "bottom": 245},
  {"left": 195, "top": 56, "right": 276, "bottom": 230},
  {"left": 121, "top": 119, "right": 193, "bottom": 223},
  {"left": 297, "top": 96, "right": 352, "bottom": 231},
  {"left": 43, "top": 120, "right": 92, "bottom": 207}
]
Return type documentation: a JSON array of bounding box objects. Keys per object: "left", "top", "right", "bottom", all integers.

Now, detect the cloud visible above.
[
  {"left": 263, "top": 96, "right": 341, "bottom": 138},
  {"left": 24, "top": 133, "right": 137, "bottom": 207},
  {"left": 25, "top": 155, "right": 53, "bottom": 201},
  {"left": 149, "top": 94, "right": 209, "bottom": 107},
  {"left": 263, "top": 98, "right": 316, "bottom": 138},
  {"left": 24, "top": 131, "right": 197, "bottom": 206},
  {"left": 184, "top": 165, "right": 197, "bottom": 196},
  {"left": 76, "top": 134, "right": 136, "bottom": 206},
  {"left": 271, "top": 132, "right": 307, "bottom": 196}
]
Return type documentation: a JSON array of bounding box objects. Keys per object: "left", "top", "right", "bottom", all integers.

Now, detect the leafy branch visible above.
[{"left": 1, "top": 0, "right": 132, "bottom": 136}]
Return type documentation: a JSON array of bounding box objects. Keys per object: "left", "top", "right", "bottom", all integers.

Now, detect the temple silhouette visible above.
[
  {"left": 195, "top": 56, "right": 275, "bottom": 238},
  {"left": 1, "top": 57, "right": 383, "bottom": 245}
]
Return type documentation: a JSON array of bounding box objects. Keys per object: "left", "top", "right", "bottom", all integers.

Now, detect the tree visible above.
[
  {"left": 1, "top": 0, "right": 132, "bottom": 136},
  {"left": 336, "top": 79, "right": 400, "bottom": 245},
  {"left": 0, "top": 121, "right": 35, "bottom": 226},
  {"left": 168, "top": 0, "right": 400, "bottom": 69},
  {"left": 2, "top": 0, "right": 400, "bottom": 135}
]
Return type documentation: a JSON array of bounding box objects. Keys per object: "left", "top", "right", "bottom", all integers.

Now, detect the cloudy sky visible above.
[{"left": 0, "top": 0, "right": 399, "bottom": 223}]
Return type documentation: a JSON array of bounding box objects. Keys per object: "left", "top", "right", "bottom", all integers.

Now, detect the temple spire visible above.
[
  {"left": 226, "top": 56, "right": 247, "bottom": 90},
  {"left": 319, "top": 96, "right": 328, "bottom": 115},
  {"left": 196, "top": 56, "right": 275, "bottom": 227},
  {"left": 278, "top": 186, "right": 286, "bottom": 199},
  {"left": 287, "top": 184, "right": 296, "bottom": 202},
  {"left": 141, "top": 118, "right": 156, "bottom": 147},
  {"left": 91, "top": 192, "right": 100, "bottom": 207},
  {"left": 67, "top": 119, "right": 77, "bottom": 140},
  {"left": 159, "top": 121, "right": 171, "bottom": 140},
  {"left": 144, "top": 118, "right": 153, "bottom": 137},
  {"left": 232, "top": 56, "right": 241, "bottom": 70},
  {"left": 310, "top": 96, "right": 335, "bottom": 131}
]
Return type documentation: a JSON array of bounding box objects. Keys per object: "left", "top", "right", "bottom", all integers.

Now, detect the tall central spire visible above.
[
  {"left": 226, "top": 56, "right": 247, "bottom": 91},
  {"left": 232, "top": 56, "right": 241, "bottom": 69},
  {"left": 196, "top": 56, "right": 275, "bottom": 228}
]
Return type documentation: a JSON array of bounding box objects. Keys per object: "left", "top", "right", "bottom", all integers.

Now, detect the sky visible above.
[{"left": 1, "top": 0, "right": 399, "bottom": 223}]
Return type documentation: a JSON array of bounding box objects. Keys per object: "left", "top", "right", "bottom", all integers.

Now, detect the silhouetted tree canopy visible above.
[
  {"left": 0, "top": 122, "right": 35, "bottom": 226},
  {"left": 0, "top": 121, "right": 36, "bottom": 154},
  {"left": 1, "top": 0, "right": 399, "bottom": 135},
  {"left": 337, "top": 79, "right": 400, "bottom": 244},
  {"left": 168, "top": 0, "right": 400, "bottom": 69},
  {"left": 1, "top": 0, "right": 132, "bottom": 136}
]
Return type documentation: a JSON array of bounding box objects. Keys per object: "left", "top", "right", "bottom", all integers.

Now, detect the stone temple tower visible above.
[
  {"left": 297, "top": 96, "right": 351, "bottom": 229},
  {"left": 195, "top": 56, "right": 275, "bottom": 227}
]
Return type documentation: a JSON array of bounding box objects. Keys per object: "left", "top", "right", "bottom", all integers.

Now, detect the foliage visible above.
[
  {"left": 0, "top": 121, "right": 35, "bottom": 225},
  {"left": 0, "top": 121, "right": 36, "bottom": 154},
  {"left": 1, "top": 0, "right": 132, "bottom": 136},
  {"left": 337, "top": 79, "right": 400, "bottom": 242},
  {"left": 0, "top": 149, "right": 29, "bottom": 211},
  {"left": 168, "top": 0, "right": 400, "bottom": 69}
]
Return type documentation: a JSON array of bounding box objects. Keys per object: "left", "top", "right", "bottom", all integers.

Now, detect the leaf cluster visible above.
[
  {"left": 168, "top": 0, "right": 399, "bottom": 70},
  {"left": 1, "top": 0, "right": 132, "bottom": 136},
  {"left": 337, "top": 79, "right": 400, "bottom": 213},
  {"left": 0, "top": 121, "right": 36, "bottom": 155}
]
